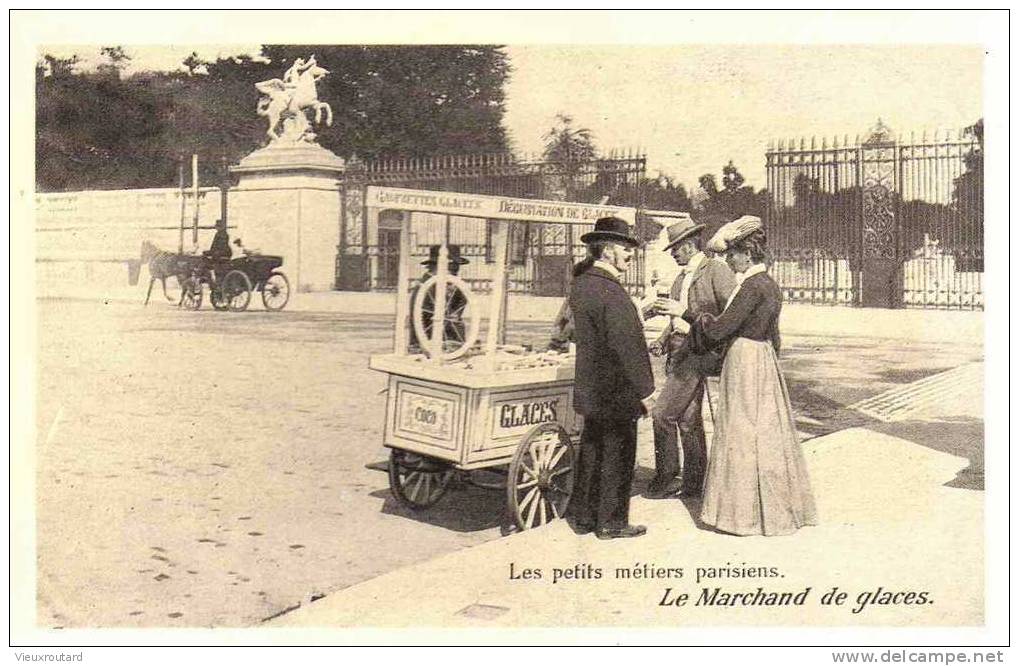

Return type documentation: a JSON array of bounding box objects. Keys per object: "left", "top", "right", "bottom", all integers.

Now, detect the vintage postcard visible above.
[{"left": 9, "top": 9, "right": 1009, "bottom": 652}]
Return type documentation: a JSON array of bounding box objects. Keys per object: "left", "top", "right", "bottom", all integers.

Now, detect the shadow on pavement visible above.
[
  {"left": 867, "top": 417, "right": 984, "bottom": 491},
  {"left": 367, "top": 465, "right": 509, "bottom": 533}
]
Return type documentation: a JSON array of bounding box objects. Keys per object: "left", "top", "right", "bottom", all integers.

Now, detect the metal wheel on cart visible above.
[
  {"left": 507, "top": 423, "right": 577, "bottom": 531},
  {"left": 388, "top": 449, "right": 455, "bottom": 509},
  {"left": 180, "top": 275, "right": 203, "bottom": 310},
  {"left": 220, "top": 270, "right": 253, "bottom": 312},
  {"left": 261, "top": 270, "right": 291, "bottom": 311}
]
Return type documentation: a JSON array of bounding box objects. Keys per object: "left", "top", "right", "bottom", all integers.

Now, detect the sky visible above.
[{"left": 39, "top": 42, "right": 983, "bottom": 192}]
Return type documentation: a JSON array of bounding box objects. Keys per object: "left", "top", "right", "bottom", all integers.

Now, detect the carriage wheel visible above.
[
  {"left": 180, "top": 276, "right": 203, "bottom": 310},
  {"left": 221, "top": 270, "right": 253, "bottom": 312},
  {"left": 388, "top": 449, "right": 454, "bottom": 510},
  {"left": 261, "top": 271, "right": 291, "bottom": 311},
  {"left": 507, "top": 423, "right": 576, "bottom": 531},
  {"left": 411, "top": 274, "right": 481, "bottom": 361},
  {"left": 210, "top": 286, "right": 230, "bottom": 311}
]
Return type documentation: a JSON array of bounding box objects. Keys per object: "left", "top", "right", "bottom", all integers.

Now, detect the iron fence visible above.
[{"left": 765, "top": 122, "right": 983, "bottom": 310}]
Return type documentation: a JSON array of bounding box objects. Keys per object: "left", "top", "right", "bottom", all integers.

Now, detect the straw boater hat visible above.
[
  {"left": 422, "top": 244, "right": 470, "bottom": 266},
  {"left": 662, "top": 216, "right": 707, "bottom": 252},
  {"left": 707, "top": 215, "right": 763, "bottom": 253},
  {"left": 580, "top": 216, "right": 641, "bottom": 247}
]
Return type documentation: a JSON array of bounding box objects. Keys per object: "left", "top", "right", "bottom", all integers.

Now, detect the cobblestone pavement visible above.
[{"left": 34, "top": 299, "right": 983, "bottom": 628}]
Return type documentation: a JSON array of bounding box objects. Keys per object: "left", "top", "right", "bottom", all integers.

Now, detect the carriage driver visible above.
[{"left": 207, "top": 219, "right": 232, "bottom": 261}]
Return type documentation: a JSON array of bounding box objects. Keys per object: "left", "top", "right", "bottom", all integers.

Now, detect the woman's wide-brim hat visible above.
[
  {"left": 663, "top": 216, "right": 707, "bottom": 251},
  {"left": 707, "top": 215, "right": 763, "bottom": 253},
  {"left": 580, "top": 216, "right": 641, "bottom": 247},
  {"left": 422, "top": 244, "right": 470, "bottom": 266},
  {"left": 709, "top": 216, "right": 766, "bottom": 253}
]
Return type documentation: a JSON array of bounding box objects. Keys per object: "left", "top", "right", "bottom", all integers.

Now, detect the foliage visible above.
[
  {"left": 952, "top": 118, "right": 983, "bottom": 234},
  {"left": 695, "top": 161, "right": 768, "bottom": 222},
  {"left": 541, "top": 113, "right": 596, "bottom": 167},
  {"left": 35, "top": 45, "right": 512, "bottom": 191}
]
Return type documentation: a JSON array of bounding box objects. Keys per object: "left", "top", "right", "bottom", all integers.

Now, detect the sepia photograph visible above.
[{"left": 9, "top": 8, "right": 1009, "bottom": 653}]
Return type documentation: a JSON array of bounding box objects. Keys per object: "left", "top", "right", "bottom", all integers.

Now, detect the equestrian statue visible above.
[{"left": 255, "top": 55, "right": 334, "bottom": 144}]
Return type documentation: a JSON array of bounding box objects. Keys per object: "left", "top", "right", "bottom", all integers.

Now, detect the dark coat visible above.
[
  {"left": 208, "top": 228, "right": 232, "bottom": 260},
  {"left": 569, "top": 266, "right": 655, "bottom": 420}
]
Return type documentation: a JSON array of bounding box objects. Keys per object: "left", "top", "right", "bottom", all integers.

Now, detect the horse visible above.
[{"left": 139, "top": 241, "right": 184, "bottom": 306}]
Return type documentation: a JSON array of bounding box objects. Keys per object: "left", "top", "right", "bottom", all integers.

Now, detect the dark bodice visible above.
[{"left": 700, "top": 271, "right": 782, "bottom": 352}]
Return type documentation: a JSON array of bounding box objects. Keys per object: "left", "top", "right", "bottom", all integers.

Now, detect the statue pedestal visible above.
[{"left": 229, "top": 142, "right": 347, "bottom": 292}]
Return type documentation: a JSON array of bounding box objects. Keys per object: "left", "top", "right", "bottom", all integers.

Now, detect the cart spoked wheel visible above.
[
  {"left": 411, "top": 275, "right": 481, "bottom": 361},
  {"left": 507, "top": 423, "right": 576, "bottom": 531},
  {"left": 388, "top": 449, "right": 454, "bottom": 510},
  {"left": 261, "top": 271, "right": 291, "bottom": 311},
  {"left": 221, "top": 270, "right": 253, "bottom": 312},
  {"left": 180, "top": 276, "right": 203, "bottom": 310},
  {"left": 210, "top": 285, "right": 230, "bottom": 311}
]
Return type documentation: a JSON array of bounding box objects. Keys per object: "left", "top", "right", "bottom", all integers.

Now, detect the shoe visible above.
[
  {"left": 572, "top": 522, "right": 595, "bottom": 535},
  {"left": 644, "top": 478, "right": 682, "bottom": 499},
  {"left": 596, "top": 524, "right": 647, "bottom": 540}
]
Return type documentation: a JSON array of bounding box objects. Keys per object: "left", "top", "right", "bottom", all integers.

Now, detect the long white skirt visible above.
[{"left": 700, "top": 337, "right": 818, "bottom": 536}]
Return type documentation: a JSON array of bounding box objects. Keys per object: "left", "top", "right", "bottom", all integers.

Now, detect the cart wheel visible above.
[
  {"left": 507, "top": 423, "right": 576, "bottom": 531},
  {"left": 388, "top": 449, "right": 453, "bottom": 510},
  {"left": 221, "top": 270, "right": 252, "bottom": 312},
  {"left": 411, "top": 274, "right": 481, "bottom": 361},
  {"left": 180, "top": 276, "right": 203, "bottom": 310},
  {"left": 261, "top": 271, "right": 291, "bottom": 311},
  {"left": 210, "top": 287, "right": 230, "bottom": 311}
]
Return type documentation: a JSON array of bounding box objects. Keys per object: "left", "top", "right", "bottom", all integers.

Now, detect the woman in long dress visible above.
[{"left": 693, "top": 217, "right": 818, "bottom": 536}]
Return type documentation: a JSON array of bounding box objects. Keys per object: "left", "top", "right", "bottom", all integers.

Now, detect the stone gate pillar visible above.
[{"left": 229, "top": 142, "right": 346, "bottom": 292}]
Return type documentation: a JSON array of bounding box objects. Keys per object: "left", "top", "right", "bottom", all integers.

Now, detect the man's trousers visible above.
[
  {"left": 571, "top": 415, "right": 638, "bottom": 530},
  {"left": 651, "top": 354, "right": 707, "bottom": 493}
]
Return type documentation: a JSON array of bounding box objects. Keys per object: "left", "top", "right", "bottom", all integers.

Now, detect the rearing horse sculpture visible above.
[{"left": 255, "top": 56, "right": 333, "bottom": 143}]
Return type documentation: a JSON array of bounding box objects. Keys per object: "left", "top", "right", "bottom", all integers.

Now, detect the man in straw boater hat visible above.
[
  {"left": 569, "top": 217, "right": 656, "bottom": 539},
  {"left": 408, "top": 244, "right": 470, "bottom": 352},
  {"left": 645, "top": 215, "right": 736, "bottom": 499}
]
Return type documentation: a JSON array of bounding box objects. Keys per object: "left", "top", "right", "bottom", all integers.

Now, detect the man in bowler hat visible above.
[
  {"left": 569, "top": 217, "right": 656, "bottom": 539},
  {"left": 646, "top": 218, "right": 736, "bottom": 498}
]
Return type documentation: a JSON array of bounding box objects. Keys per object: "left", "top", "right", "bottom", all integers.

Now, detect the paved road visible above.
[{"left": 33, "top": 299, "right": 982, "bottom": 627}]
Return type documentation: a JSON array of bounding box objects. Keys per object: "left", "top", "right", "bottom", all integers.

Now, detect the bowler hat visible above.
[
  {"left": 422, "top": 244, "right": 470, "bottom": 266},
  {"left": 580, "top": 216, "right": 641, "bottom": 247},
  {"left": 662, "top": 217, "right": 707, "bottom": 251}
]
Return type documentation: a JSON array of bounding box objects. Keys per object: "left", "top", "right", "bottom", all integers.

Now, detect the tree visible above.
[
  {"left": 542, "top": 113, "right": 596, "bottom": 165},
  {"left": 182, "top": 52, "right": 208, "bottom": 76},
  {"left": 695, "top": 161, "right": 767, "bottom": 221},
  {"left": 35, "top": 45, "right": 513, "bottom": 191},
  {"left": 97, "top": 46, "right": 130, "bottom": 79}
]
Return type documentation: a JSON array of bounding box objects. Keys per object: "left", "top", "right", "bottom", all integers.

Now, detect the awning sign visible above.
[{"left": 365, "top": 186, "right": 636, "bottom": 225}]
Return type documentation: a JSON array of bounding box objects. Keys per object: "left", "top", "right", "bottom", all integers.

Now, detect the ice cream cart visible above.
[{"left": 366, "top": 186, "right": 638, "bottom": 530}]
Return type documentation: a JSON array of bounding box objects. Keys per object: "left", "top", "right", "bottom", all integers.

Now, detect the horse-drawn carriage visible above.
[
  {"left": 366, "top": 186, "right": 640, "bottom": 531},
  {"left": 141, "top": 242, "right": 291, "bottom": 312}
]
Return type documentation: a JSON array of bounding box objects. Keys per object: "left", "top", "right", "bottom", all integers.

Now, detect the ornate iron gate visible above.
[
  {"left": 765, "top": 120, "right": 983, "bottom": 309},
  {"left": 336, "top": 151, "right": 647, "bottom": 296}
]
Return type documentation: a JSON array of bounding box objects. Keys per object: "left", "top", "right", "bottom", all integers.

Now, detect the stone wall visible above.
[{"left": 35, "top": 181, "right": 342, "bottom": 295}]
